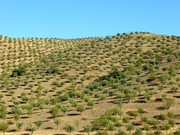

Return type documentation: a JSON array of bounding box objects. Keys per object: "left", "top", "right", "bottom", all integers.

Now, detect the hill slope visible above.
[{"left": 0, "top": 32, "right": 180, "bottom": 135}]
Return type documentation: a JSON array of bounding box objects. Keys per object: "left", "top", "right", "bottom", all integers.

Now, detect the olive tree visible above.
[{"left": 0, "top": 122, "right": 8, "bottom": 135}]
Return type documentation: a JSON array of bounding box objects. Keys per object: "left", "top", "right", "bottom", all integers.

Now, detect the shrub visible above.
[
  {"left": 64, "top": 124, "right": 75, "bottom": 135},
  {"left": 122, "top": 116, "right": 130, "bottom": 123},
  {"left": 54, "top": 118, "right": 61, "bottom": 129},
  {"left": 0, "top": 122, "right": 8, "bottom": 135},
  {"left": 134, "top": 128, "right": 143, "bottom": 135},
  {"left": 11, "top": 66, "right": 26, "bottom": 77},
  {"left": 165, "top": 98, "right": 175, "bottom": 109},
  {"left": 27, "top": 123, "right": 36, "bottom": 135},
  {"left": 0, "top": 106, "right": 7, "bottom": 120},
  {"left": 128, "top": 111, "right": 139, "bottom": 119},
  {"left": 154, "top": 128, "right": 162, "bottom": 135},
  {"left": 61, "top": 106, "right": 69, "bottom": 115},
  {"left": 76, "top": 105, "right": 85, "bottom": 114},
  {"left": 162, "top": 123, "right": 171, "bottom": 134},
  {"left": 16, "top": 122, "right": 23, "bottom": 131},
  {"left": 87, "top": 100, "right": 95, "bottom": 109},
  {"left": 141, "top": 116, "right": 149, "bottom": 123},
  {"left": 167, "top": 111, "right": 174, "bottom": 119},
  {"left": 96, "top": 131, "right": 108, "bottom": 135},
  {"left": 106, "top": 123, "right": 115, "bottom": 131},
  {"left": 34, "top": 120, "right": 43, "bottom": 129},
  {"left": 174, "top": 129, "right": 180, "bottom": 135},
  {"left": 144, "top": 124, "right": 151, "bottom": 132},
  {"left": 158, "top": 114, "right": 167, "bottom": 121},
  {"left": 126, "top": 124, "right": 134, "bottom": 133},
  {"left": 118, "top": 129, "right": 127, "bottom": 135},
  {"left": 84, "top": 125, "right": 92, "bottom": 135},
  {"left": 168, "top": 119, "right": 175, "bottom": 128},
  {"left": 50, "top": 106, "right": 59, "bottom": 118}
]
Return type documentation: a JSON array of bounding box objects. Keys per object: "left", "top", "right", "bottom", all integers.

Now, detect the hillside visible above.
[{"left": 0, "top": 32, "right": 180, "bottom": 135}]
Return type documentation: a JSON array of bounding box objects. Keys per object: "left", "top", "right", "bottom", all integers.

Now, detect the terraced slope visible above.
[{"left": 0, "top": 32, "right": 179, "bottom": 135}]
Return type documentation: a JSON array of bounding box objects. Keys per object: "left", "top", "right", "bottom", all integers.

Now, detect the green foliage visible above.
[
  {"left": 174, "top": 129, "right": 180, "bottom": 135},
  {"left": 50, "top": 106, "right": 60, "bottom": 118},
  {"left": 87, "top": 100, "right": 95, "bottom": 109},
  {"left": 64, "top": 124, "right": 75, "bottom": 134},
  {"left": 126, "top": 124, "right": 134, "bottom": 133},
  {"left": 34, "top": 120, "right": 43, "bottom": 129},
  {"left": 167, "top": 111, "right": 174, "bottom": 119},
  {"left": 137, "top": 108, "right": 146, "bottom": 115},
  {"left": 122, "top": 116, "right": 130, "bottom": 123},
  {"left": 76, "top": 105, "right": 85, "bottom": 114},
  {"left": 149, "top": 119, "right": 158, "bottom": 127},
  {"left": 107, "top": 123, "right": 115, "bottom": 131},
  {"left": 141, "top": 116, "right": 149, "bottom": 123},
  {"left": 0, "top": 122, "right": 8, "bottom": 135},
  {"left": 168, "top": 119, "right": 175, "bottom": 128},
  {"left": 11, "top": 66, "right": 26, "bottom": 77},
  {"left": 83, "top": 125, "right": 92, "bottom": 135},
  {"left": 16, "top": 122, "right": 23, "bottom": 131},
  {"left": 162, "top": 123, "right": 171, "bottom": 134},
  {"left": 159, "top": 73, "right": 171, "bottom": 83},
  {"left": 59, "top": 94, "right": 69, "bottom": 101},
  {"left": 134, "top": 128, "right": 143, "bottom": 135},
  {"left": 46, "top": 65, "right": 59, "bottom": 74},
  {"left": 0, "top": 106, "right": 7, "bottom": 120},
  {"left": 143, "top": 124, "right": 151, "bottom": 131},
  {"left": 93, "top": 117, "right": 110, "bottom": 130},
  {"left": 165, "top": 98, "right": 175, "bottom": 109},
  {"left": 96, "top": 131, "right": 108, "bottom": 135},
  {"left": 28, "top": 123, "right": 36, "bottom": 135},
  {"left": 154, "top": 128, "right": 162, "bottom": 135},
  {"left": 144, "top": 90, "right": 153, "bottom": 102},
  {"left": 54, "top": 118, "right": 61, "bottom": 129},
  {"left": 118, "top": 129, "right": 127, "bottom": 135},
  {"left": 60, "top": 105, "right": 69, "bottom": 115},
  {"left": 158, "top": 114, "right": 167, "bottom": 121},
  {"left": 128, "top": 111, "right": 139, "bottom": 118},
  {"left": 0, "top": 93, "right": 3, "bottom": 99}
]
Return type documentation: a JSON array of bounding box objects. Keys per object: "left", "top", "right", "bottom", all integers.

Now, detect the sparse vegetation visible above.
[{"left": 0, "top": 32, "right": 179, "bottom": 134}]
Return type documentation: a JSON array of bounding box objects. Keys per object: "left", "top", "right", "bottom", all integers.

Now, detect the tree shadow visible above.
[
  {"left": 44, "top": 127, "right": 54, "bottom": 129},
  {"left": 107, "top": 100, "right": 117, "bottom": 104},
  {"left": 154, "top": 98, "right": 163, "bottom": 102},
  {"left": 173, "top": 95, "right": 180, "bottom": 98},
  {"left": 21, "top": 116, "right": 29, "bottom": 119},
  {"left": 156, "top": 106, "right": 166, "bottom": 110},
  {"left": 68, "top": 113, "right": 80, "bottom": 116},
  {"left": 134, "top": 100, "right": 146, "bottom": 103},
  {"left": 53, "top": 133, "right": 67, "bottom": 135},
  {"left": 8, "top": 129, "right": 17, "bottom": 132},
  {"left": 47, "top": 116, "right": 55, "bottom": 119}
]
